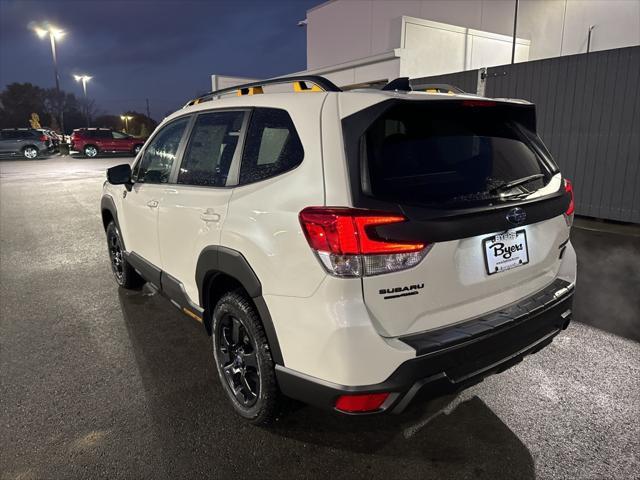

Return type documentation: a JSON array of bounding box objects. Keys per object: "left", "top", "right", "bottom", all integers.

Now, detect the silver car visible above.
[{"left": 0, "top": 129, "right": 53, "bottom": 159}]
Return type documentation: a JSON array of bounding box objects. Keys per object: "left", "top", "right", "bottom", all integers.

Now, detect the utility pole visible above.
[
  {"left": 511, "top": 0, "right": 519, "bottom": 64},
  {"left": 146, "top": 98, "right": 151, "bottom": 120}
]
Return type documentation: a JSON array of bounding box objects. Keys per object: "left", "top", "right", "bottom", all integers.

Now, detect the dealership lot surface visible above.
[{"left": 1, "top": 156, "right": 639, "bottom": 480}]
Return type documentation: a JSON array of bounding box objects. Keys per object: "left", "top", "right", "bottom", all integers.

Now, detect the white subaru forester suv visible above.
[{"left": 101, "top": 76, "right": 577, "bottom": 425}]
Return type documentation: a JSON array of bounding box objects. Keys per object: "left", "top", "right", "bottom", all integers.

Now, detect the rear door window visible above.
[
  {"left": 238, "top": 108, "right": 303, "bottom": 185},
  {"left": 178, "top": 111, "right": 244, "bottom": 187},
  {"left": 363, "top": 103, "right": 552, "bottom": 207}
]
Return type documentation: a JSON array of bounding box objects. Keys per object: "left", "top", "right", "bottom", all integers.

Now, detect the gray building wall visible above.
[
  {"left": 413, "top": 46, "right": 640, "bottom": 223},
  {"left": 307, "top": 0, "right": 640, "bottom": 70}
]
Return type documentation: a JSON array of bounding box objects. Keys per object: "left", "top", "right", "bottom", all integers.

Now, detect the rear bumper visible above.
[{"left": 276, "top": 278, "right": 574, "bottom": 414}]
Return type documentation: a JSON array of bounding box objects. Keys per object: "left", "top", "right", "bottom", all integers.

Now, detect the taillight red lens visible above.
[
  {"left": 461, "top": 100, "right": 496, "bottom": 107},
  {"left": 39, "top": 135, "right": 48, "bottom": 141},
  {"left": 564, "top": 178, "right": 575, "bottom": 216},
  {"left": 299, "top": 207, "right": 424, "bottom": 255},
  {"left": 335, "top": 393, "right": 390, "bottom": 413}
]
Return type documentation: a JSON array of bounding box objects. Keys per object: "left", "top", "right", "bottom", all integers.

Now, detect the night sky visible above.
[{"left": 0, "top": 0, "right": 321, "bottom": 120}]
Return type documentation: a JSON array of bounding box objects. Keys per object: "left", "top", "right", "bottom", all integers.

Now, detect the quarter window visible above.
[
  {"left": 135, "top": 117, "right": 189, "bottom": 184},
  {"left": 178, "top": 111, "right": 244, "bottom": 187},
  {"left": 239, "top": 108, "right": 303, "bottom": 185}
]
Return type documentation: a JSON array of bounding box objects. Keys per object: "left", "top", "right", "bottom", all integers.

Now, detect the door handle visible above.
[
  {"left": 147, "top": 200, "right": 159, "bottom": 208},
  {"left": 200, "top": 208, "right": 221, "bottom": 222}
]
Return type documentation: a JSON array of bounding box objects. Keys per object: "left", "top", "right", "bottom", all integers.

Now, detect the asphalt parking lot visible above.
[{"left": 1, "top": 156, "right": 639, "bottom": 480}]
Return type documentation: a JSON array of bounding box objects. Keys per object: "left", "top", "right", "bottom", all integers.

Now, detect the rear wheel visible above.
[
  {"left": 106, "top": 221, "right": 143, "bottom": 289},
  {"left": 22, "top": 146, "right": 39, "bottom": 159},
  {"left": 212, "top": 292, "right": 280, "bottom": 425},
  {"left": 84, "top": 145, "right": 98, "bottom": 158}
]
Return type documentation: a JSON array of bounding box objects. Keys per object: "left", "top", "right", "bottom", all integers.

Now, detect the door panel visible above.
[
  {"left": 157, "top": 110, "right": 245, "bottom": 304},
  {"left": 121, "top": 116, "right": 191, "bottom": 273},
  {"left": 112, "top": 131, "right": 131, "bottom": 151},
  {"left": 121, "top": 183, "right": 164, "bottom": 270},
  {"left": 159, "top": 187, "right": 233, "bottom": 302}
]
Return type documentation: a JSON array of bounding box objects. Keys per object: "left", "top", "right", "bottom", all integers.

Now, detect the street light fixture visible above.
[
  {"left": 74, "top": 75, "right": 92, "bottom": 127},
  {"left": 33, "top": 23, "right": 66, "bottom": 135},
  {"left": 120, "top": 115, "right": 133, "bottom": 133}
]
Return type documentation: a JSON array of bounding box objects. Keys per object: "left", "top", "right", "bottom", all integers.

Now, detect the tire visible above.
[
  {"left": 84, "top": 145, "right": 98, "bottom": 158},
  {"left": 105, "top": 221, "right": 144, "bottom": 289},
  {"left": 132, "top": 144, "right": 143, "bottom": 155},
  {"left": 22, "top": 146, "right": 39, "bottom": 159},
  {"left": 212, "top": 291, "right": 280, "bottom": 425}
]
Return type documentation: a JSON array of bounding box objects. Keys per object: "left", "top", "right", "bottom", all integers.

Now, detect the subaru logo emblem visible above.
[{"left": 506, "top": 207, "right": 527, "bottom": 226}]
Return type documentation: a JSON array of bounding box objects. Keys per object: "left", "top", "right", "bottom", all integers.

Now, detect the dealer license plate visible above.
[{"left": 483, "top": 230, "right": 529, "bottom": 275}]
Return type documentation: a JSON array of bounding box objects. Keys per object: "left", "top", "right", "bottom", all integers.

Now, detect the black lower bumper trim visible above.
[{"left": 276, "top": 279, "right": 574, "bottom": 414}]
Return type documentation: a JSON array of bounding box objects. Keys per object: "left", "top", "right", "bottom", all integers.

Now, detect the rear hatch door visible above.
[{"left": 341, "top": 97, "right": 572, "bottom": 337}]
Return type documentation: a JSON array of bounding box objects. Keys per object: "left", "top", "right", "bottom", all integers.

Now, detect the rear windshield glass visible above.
[{"left": 362, "top": 103, "right": 555, "bottom": 207}]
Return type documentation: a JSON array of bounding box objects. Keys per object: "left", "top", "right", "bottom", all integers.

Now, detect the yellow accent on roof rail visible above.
[
  {"left": 294, "top": 81, "right": 323, "bottom": 93},
  {"left": 183, "top": 75, "right": 342, "bottom": 108},
  {"left": 425, "top": 88, "right": 455, "bottom": 94},
  {"left": 237, "top": 86, "right": 264, "bottom": 96}
]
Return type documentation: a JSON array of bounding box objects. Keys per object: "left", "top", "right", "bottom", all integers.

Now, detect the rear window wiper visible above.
[{"left": 489, "top": 174, "right": 545, "bottom": 194}]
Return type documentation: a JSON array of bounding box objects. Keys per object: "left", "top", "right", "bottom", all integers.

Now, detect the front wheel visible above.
[
  {"left": 212, "top": 292, "right": 280, "bottom": 425},
  {"left": 84, "top": 145, "right": 98, "bottom": 158},
  {"left": 23, "top": 146, "right": 39, "bottom": 159},
  {"left": 105, "top": 221, "right": 143, "bottom": 289}
]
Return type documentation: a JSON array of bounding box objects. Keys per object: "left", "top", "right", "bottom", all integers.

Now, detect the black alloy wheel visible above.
[
  {"left": 107, "top": 224, "right": 125, "bottom": 283},
  {"left": 105, "top": 222, "right": 143, "bottom": 289},
  {"left": 212, "top": 292, "right": 280, "bottom": 424},
  {"left": 216, "top": 314, "right": 260, "bottom": 408}
]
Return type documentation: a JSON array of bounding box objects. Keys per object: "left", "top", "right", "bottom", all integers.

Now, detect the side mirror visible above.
[{"left": 107, "top": 163, "right": 132, "bottom": 186}]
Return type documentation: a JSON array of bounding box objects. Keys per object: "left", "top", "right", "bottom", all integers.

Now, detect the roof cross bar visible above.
[{"left": 185, "top": 75, "right": 342, "bottom": 107}]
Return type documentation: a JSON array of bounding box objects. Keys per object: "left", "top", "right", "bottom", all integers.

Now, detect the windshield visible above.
[{"left": 363, "top": 103, "right": 554, "bottom": 207}]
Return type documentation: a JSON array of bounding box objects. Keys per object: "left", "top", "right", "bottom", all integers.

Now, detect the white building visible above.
[{"left": 213, "top": 0, "right": 640, "bottom": 91}]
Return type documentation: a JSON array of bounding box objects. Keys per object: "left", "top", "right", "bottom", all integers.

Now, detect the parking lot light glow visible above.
[
  {"left": 34, "top": 27, "right": 48, "bottom": 39},
  {"left": 120, "top": 115, "right": 133, "bottom": 133},
  {"left": 51, "top": 29, "right": 66, "bottom": 40},
  {"left": 32, "top": 22, "right": 67, "bottom": 134},
  {"left": 74, "top": 75, "right": 93, "bottom": 127}
]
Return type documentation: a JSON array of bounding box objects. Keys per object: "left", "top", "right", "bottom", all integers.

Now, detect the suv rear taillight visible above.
[
  {"left": 299, "top": 207, "right": 430, "bottom": 277},
  {"left": 335, "top": 393, "right": 390, "bottom": 413},
  {"left": 564, "top": 178, "right": 575, "bottom": 226},
  {"left": 39, "top": 135, "right": 48, "bottom": 142}
]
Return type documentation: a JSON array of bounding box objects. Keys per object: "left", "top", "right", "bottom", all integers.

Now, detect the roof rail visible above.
[
  {"left": 185, "top": 75, "right": 342, "bottom": 107},
  {"left": 381, "top": 77, "right": 465, "bottom": 94}
]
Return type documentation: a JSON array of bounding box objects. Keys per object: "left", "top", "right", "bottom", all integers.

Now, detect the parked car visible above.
[
  {"left": 37, "top": 128, "right": 60, "bottom": 152},
  {"left": 101, "top": 76, "right": 577, "bottom": 425},
  {"left": 70, "top": 128, "right": 146, "bottom": 158},
  {"left": 0, "top": 128, "right": 54, "bottom": 159}
]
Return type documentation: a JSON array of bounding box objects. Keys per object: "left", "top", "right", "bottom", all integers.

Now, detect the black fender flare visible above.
[
  {"left": 196, "top": 246, "right": 284, "bottom": 366},
  {"left": 101, "top": 195, "right": 125, "bottom": 248}
]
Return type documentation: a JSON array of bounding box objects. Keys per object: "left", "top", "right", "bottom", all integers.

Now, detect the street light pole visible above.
[
  {"left": 74, "top": 75, "right": 92, "bottom": 127},
  {"left": 120, "top": 115, "right": 132, "bottom": 133},
  {"left": 34, "top": 25, "right": 66, "bottom": 135}
]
